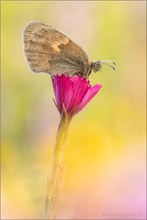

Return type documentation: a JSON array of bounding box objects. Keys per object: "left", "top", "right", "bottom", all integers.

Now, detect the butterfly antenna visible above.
[{"left": 99, "top": 60, "right": 116, "bottom": 71}]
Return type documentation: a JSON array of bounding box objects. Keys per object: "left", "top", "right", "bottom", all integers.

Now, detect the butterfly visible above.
[{"left": 23, "top": 21, "right": 115, "bottom": 78}]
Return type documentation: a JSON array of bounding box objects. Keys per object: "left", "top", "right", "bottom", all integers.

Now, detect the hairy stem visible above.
[{"left": 45, "top": 115, "right": 71, "bottom": 219}]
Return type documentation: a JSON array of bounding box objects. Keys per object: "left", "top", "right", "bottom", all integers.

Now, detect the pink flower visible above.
[{"left": 52, "top": 74, "right": 102, "bottom": 118}]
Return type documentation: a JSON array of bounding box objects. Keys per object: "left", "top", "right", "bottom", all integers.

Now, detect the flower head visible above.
[{"left": 52, "top": 74, "right": 102, "bottom": 118}]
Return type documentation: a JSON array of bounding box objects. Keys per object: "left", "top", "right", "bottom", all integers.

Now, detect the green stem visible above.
[{"left": 45, "top": 115, "right": 71, "bottom": 219}]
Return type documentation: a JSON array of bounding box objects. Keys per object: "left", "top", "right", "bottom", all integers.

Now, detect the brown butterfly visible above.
[{"left": 23, "top": 21, "right": 115, "bottom": 77}]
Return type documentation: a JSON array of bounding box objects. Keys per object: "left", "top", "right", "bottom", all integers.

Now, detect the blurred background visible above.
[{"left": 1, "top": 1, "right": 146, "bottom": 219}]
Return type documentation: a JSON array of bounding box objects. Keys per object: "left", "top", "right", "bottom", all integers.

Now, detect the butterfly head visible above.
[
  {"left": 92, "top": 60, "right": 116, "bottom": 73},
  {"left": 92, "top": 61, "right": 102, "bottom": 73}
]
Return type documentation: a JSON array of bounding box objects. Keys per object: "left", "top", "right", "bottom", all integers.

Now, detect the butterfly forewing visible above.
[{"left": 23, "top": 22, "right": 89, "bottom": 76}]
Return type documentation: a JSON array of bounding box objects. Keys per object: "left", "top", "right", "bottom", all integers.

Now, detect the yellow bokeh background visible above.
[{"left": 1, "top": 1, "right": 146, "bottom": 219}]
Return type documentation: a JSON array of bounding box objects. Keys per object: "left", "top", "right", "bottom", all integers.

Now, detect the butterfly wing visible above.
[{"left": 23, "top": 22, "right": 89, "bottom": 76}]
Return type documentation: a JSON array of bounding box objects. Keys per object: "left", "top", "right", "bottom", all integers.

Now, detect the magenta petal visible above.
[
  {"left": 52, "top": 75, "right": 74, "bottom": 114},
  {"left": 75, "top": 84, "right": 102, "bottom": 113},
  {"left": 52, "top": 74, "right": 102, "bottom": 117},
  {"left": 67, "top": 76, "right": 89, "bottom": 112},
  {"left": 52, "top": 75, "right": 62, "bottom": 113}
]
